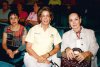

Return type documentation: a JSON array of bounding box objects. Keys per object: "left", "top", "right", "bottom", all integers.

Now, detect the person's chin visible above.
[
  {"left": 72, "top": 27, "right": 77, "bottom": 29},
  {"left": 43, "top": 22, "right": 49, "bottom": 25}
]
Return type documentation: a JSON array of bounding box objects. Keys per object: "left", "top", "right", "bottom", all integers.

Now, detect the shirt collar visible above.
[
  {"left": 80, "top": 26, "right": 84, "bottom": 34},
  {"left": 39, "top": 23, "right": 51, "bottom": 29},
  {"left": 71, "top": 26, "right": 85, "bottom": 34}
]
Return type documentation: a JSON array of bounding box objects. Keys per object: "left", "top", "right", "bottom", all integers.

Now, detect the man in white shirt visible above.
[{"left": 24, "top": 6, "right": 61, "bottom": 67}]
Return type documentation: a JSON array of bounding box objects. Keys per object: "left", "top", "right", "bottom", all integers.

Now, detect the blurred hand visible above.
[
  {"left": 66, "top": 48, "right": 75, "bottom": 60},
  {"left": 6, "top": 49, "right": 14, "bottom": 58},
  {"left": 13, "top": 50, "right": 19, "bottom": 55},
  {"left": 75, "top": 52, "right": 86, "bottom": 63},
  {"left": 41, "top": 53, "right": 50, "bottom": 64},
  {"left": 37, "top": 56, "right": 46, "bottom": 63},
  {"left": 37, "top": 56, "right": 50, "bottom": 64},
  {"left": 42, "top": 53, "right": 49, "bottom": 59}
]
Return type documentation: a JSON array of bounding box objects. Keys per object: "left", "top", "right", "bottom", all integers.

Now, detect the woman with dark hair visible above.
[
  {"left": 24, "top": 6, "right": 61, "bottom": 67},
  {"left": 17, "top": 2, "right": 28, "bottom": 26},
  {"left": 61, "top": 12, "right": 99, "bottom": 67},
  {"left": 2, "top": 11, "right": 27, "bottom": 66},
  {"left": 25, "top": 2, "right": 40, "bottom": 31}
]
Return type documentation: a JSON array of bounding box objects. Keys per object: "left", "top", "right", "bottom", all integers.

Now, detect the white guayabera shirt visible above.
[{"left": 25, "top": 23, "right": 62, "bottom": 56}]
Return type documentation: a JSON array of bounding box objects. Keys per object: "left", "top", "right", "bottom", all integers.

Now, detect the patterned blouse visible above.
[{"left": 4, "top": 24, "right": 27, "bottom": 47}]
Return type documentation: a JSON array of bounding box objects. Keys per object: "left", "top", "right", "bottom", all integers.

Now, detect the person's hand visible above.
[
  {"left": 41, "top": 53, "right": 50, "bottom": 64},
  {"left": 37, "top": 56, "right": 50, "bottom": 64},
  {"left": 65, "top": 48, "right": 75, "bottom": 60},
  {"left": 6, "top": 49, "right": 14, "bottom": 58},
  {"left": 37, "top": 56, "right": 46, "bottom": 63},
  {"left": 25, "top": 20, "right": 32, "bottom": 25},
  {"left": 75, "top": 52, "right": 87, "bottom": 63},
  {"left": 13, "top": 50, "right": 19, "bottom": 55},
  {"left": 29, "top": 20, "right": 32, "bottom": 23},
  {"left": 42, "top": 53, "right": 49, "bottom": 59},
  {"left": 44, "top": 60, "right": 50, "bottom": 64}
]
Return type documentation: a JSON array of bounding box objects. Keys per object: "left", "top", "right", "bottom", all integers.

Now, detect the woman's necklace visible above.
[{"left": 10, "top": 24, "right": 20, "bottom": 31}]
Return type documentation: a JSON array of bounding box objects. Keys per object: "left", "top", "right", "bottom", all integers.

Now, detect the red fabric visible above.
[
  {"left": 62, "top": 0, "right": 76, "bottom": 5},
  {"left": 13, "top": 0, "right": 25, "bottom": 4},
  {"left": 6, "top": 25, "right": 24, "bottom": 37},
  {"left": 14, "top": 25, "right": 24, "bottom": 37},
  {"left": 19, "top": 11, "right": 28, "bottom": 19},
  {"left": 71, "top": 0, "right": 77, "bottom": 5}
]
